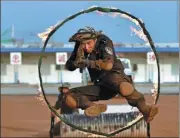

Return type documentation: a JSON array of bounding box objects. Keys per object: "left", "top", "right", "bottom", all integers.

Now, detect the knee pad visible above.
[
  {"left": 125, "top": 89, "right": 145, "bottom": 107},
  {"left": 119, "top": 82, "right": 134, "bottom": 97},
  {"left": 78, "top": 95, "right": 93, "bottom": 109},
  {"left": 65, "top": 91, "right": 92, "bottom": 110}
]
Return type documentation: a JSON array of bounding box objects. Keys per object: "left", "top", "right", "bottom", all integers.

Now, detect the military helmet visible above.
[
  {"left": 69, "top": 26, "right": 102, "bottom": 42},
  {"left": 58, "top": 82, "right": 70, "bottom": 92},
  {"left": 61, "top": 82, "right": 70, "bottom": 88}
]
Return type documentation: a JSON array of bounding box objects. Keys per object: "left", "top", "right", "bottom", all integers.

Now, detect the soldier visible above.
[
  {"left": 50, "top": 83, "right": 79, "bottom": 136},
  {"left": 63, "top": 26, "right": 158, "bottom": 123}
]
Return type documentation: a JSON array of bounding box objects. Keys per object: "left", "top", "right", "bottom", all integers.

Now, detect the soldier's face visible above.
[
  {"left": 62, "top": 88, "right": 69, "bottom": 93},
  {"left": 58, "top": 87, "right": 69, "bottom": 93},
  {"left": 81, "top": 39, "right": 96, "bottom": 53}
]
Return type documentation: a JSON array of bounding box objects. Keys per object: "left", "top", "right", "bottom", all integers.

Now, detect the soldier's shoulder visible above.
[
  {"left": 98, "top": 35, "right": 112, "bottom": 45},
  {"left": 58, "top": 93, "right": 64, "bottom": 99},
  {"left": 98, "top": 34, "right": 113, "bottom": 48},
  {"left": 98, "top": 34, "right": 111, "bottom": 41}
]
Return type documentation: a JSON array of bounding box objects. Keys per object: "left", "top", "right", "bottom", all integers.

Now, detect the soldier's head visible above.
[
  {"left": 69, "top": 26, "right": 103, "bottom": 53},
  {"left": 58, "top": 86, "right": 69, "bottom": 94}
]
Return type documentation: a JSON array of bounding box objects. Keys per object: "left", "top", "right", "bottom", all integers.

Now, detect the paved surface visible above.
[{"left": 1, "top": 95, "right": 179, "bottom": 137}]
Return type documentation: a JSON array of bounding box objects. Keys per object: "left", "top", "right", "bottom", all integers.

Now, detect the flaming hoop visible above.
[{"left": 37, "top": 6, "right": 160, "bottom": 137}]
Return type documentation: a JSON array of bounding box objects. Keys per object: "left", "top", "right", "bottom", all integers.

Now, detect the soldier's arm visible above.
[
  {"left": 53, "top": 94, "right": 62, "bottom": 110},
  {"left": 88, "top": 39, "right": 114, "bottom": 71},
  {"left": 65, "top": 42, "right": 80, "bottom": 71}
]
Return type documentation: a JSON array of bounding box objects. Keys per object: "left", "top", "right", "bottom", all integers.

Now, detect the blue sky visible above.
[{"left": 1, "top": 1, "right": 178, "bottom": 43}]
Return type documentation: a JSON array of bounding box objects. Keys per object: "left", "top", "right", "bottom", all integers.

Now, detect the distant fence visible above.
[
  {"left": 59, "top": 112, "right": 147, "bottom": 137},
  {"left": 1, "top": 83, "right": 179, "bottom": 95}
]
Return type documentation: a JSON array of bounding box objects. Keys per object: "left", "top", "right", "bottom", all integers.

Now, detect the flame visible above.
[
  {"left": 35, "top": 84, "right": 47, "bottom": 107},
  {"left": 130, "top": 26, "right": 148, "bottom": 42},
  {"left": 37, "top": 26, "right": 55, "bottom": 42},
  {"left": 151, "top": 83, "right": 158, "bottom": 104}
]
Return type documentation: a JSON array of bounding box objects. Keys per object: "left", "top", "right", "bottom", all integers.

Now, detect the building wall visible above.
[
  {"left": 1, "top": 52, "right": 178, "bottom": 84},
  {"left": 1, "top": 53, "right": 82, "bottom": 84},
  {"left": 123, "top": 53, "right": 179, "bottom": 83},
  {"left": 1, "top": 54, "right": 14, "bottom": 83}
]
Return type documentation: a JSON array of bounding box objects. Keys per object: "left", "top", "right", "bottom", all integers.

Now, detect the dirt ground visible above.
[{"left": 1, "top": 95, "right": 179, "bottom": 137}]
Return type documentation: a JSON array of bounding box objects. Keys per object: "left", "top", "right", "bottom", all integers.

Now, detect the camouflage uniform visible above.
[{"left": 64, "top": 27, "right": 158, "bottom": 122}]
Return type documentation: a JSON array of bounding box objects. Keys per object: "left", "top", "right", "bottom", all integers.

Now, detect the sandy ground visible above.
[{"left": 1, "top": 95, "right": 179, "bottom": 137}]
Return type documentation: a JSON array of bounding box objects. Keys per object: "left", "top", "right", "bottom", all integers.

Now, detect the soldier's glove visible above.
[
  {"left": 75, "top": 59, "right": 91, "bottom": 68},
  {"left": 75, "top": 59, "right": 103, "bottom": 70}
]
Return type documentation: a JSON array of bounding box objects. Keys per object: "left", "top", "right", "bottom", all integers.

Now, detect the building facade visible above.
[{"left": 1, "top": 50, "right": 178, "bottom": 84}]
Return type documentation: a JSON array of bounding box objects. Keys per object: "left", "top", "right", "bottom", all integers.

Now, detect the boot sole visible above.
[
  {"left": 147, "top": 105, "right": 158, "bottom": 123},
  {"left": 84, "top": 104, "right": 107, "bottom": 117}
]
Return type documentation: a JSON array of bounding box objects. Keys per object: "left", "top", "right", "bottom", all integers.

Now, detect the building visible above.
[{"left": 1, "top": 43, "right": 179, "bottom": 84}]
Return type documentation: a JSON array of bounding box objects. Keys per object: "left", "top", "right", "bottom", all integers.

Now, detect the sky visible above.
[{"left": 1, "top": 1, "right": 178, "bottom": 43}]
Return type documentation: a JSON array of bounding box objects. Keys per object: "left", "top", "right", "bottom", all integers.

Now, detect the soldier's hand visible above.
[
  {"left": 51, "top": 111, "right": 56, "bottom": 117},
  {"left": 75, "top": 59, "right": 89, "bottom": 68},
  {"left": 74, "top": 45, "right": 86, "bottom": 68}
]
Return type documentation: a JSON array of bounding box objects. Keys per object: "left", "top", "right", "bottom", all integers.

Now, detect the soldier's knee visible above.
[
  {"left": 119, "top": 82, "right": 144, "bottom": 107},
  {"left": 119, "top": 82, "right": 134, "bottom": 96},
  {"left": 64, "top": 92, "right": 77, "bottom": 109}
]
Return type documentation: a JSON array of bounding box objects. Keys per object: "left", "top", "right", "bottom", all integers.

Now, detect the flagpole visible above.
[{"left": 11, "top": 24, "right": 14, "bottom": 38}]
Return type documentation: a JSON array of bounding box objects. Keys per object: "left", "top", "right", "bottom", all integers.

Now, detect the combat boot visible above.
[
  {"left": 125, "top": 89, "right": 158, "bottom": 123},
  {"left": 143, "top": 105, "right": 158, "bottom": 123},
  {"left": 84, "top": 103, "right": 107, "bottom": 117}
]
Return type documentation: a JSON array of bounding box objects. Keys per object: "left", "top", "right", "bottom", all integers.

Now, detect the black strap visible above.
[
  {"left": 50, "top": 116, "right": 55, "bottom": 138},
  {"left": 147, "top": 123, "right": 151, "bottom": 138}
]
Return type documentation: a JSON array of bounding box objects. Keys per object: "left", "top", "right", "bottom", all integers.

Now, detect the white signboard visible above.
[
  {"left": 10, "top": 52, "right": 22, "bottom": 65},
  {"left": 147, "top": 52, "right": 156, "bottom": 64},
  {"left": 56, "top": 52, "right": 67, "bottom": 65}
]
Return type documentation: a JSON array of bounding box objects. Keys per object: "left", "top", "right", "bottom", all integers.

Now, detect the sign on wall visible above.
[
  {"left": 147, "top": 52, "right": 156, "bottom": 64},
  {"left": 10, "top": 52, "right": 22, "bottom": 65},
  {"left": 56, "top": 52, "right": 68, "bottom": 65}
]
